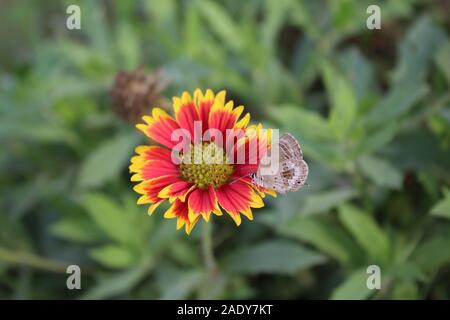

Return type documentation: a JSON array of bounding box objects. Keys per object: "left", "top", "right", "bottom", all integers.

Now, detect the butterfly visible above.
[{"left": 250, "top": 133, "right": 308, "bottom": 194}]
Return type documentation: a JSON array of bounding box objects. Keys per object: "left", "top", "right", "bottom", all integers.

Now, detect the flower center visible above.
[{"left": 179, "top": 142, "right": 235, "bottom": 189}]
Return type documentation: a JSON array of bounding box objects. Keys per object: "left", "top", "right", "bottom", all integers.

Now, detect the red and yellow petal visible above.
[
  {"left": 136, "top": 108, "right": 180, "bottom": 148},
  {"left": 139, "top": 160, "right": 179, "bottom": 181},
  {"left": 158, "top": 180, "right": 195, "bottom": 203},
  {"left": 231, "top": 124, "right": 271, "bottom": 169},
  {"left": 209, "top": 98, "right": 242, "bottom": 136},
  {"left": 130, "top": 145, "right": 179, "bottom": 182},
  {"left": 164, "top": 199, "right": 200, "bottom": 235},
  {"left": 133, "top": 175, "right": 181, "bottom": 215},
  {"left": 216, "top": 180, "right": 264, "bottom": 226},
  {"left": 173, "top": 91, "right": 201, "bottom": 141},
  {"left": 134, "top": 145, "right": 176, "bottom": 163},
  {"left": 194, "top": 89, "right": 215, "bottom": 133},
  {"left": 187, "top": 186, "right": 222, "bottom": 222}
]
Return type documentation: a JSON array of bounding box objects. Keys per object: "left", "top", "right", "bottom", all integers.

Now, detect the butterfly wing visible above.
[
  {"left": 279, "top": 133, "right": 303, "bottom": 159},
  {"left": 254, "top": 133, "right": 308, "bottom": 193}
]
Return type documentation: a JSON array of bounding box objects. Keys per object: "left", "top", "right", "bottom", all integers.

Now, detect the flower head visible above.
[
  {"left": 130, "top": 89, "right": 275, "bottom": 234},
  {"left": 111, "top": 66, "right": 170, "bottom": 123}
]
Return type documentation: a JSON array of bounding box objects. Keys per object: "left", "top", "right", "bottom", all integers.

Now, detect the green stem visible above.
[
  {"left": 0, "top": 247, "right": 67, "bottom": 273},
  {"left": 201, "top": 222, "right": 217, "bottom": 275}
]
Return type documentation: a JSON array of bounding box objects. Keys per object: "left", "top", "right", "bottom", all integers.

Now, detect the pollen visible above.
[{"left": 179, "top": 142, "right": 235, "bottom": 189}]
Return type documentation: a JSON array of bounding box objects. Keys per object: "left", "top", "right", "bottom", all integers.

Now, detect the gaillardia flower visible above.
[{"left": 130, "top": 89, "right": 275, "bottom": 234}]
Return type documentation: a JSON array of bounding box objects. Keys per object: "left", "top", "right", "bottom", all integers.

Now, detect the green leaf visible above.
[
  {"left": 270, "top": 105, "right": 329, "bottom": 141},
  {"left": 82, "top": 262, "right": 151, "bottom": 299},
  {"left": 116, "top": 22, "right": 140, "bottom": 69},
  {"left": 223, "top": 240, "right": 326, "bottom": 275},
  {"left": 355, "top": 122, "right": 397, "bottom": 155},
  {"left": 278, "top": 215, "right": 363, "bottom": 265},
  {"left": 358, "top": 155, "right": 403, "bottom": 189},
  {"left": 302, "top": 189, "right": 357, "bottom": 215},
  {"left": 434, "top": 41, "right": 450, "bottom": 87},
  {"left": 321, "top": 61, "right": 357, "bottom": 140},
  {"left": 81, "top": 193, "right": 136, "bottom": 245},
  {"left": 392, "top": 16, "right": 446, "bottom": 86},
  {"left": 364, "top": 81, "right": 428, "bottom": 127},
  {"left": 261, "top": 0, "right": 290, "bottom": 52},
  {"left": 158, "top": 269, "right": 203, "bottom": 300},
  {"left": 338, "top": 204, "right": 390, "bottom": 264},
  {"left": 338, "top": 47, "right": 375, "bottom": 102},
  {"left": 412, "top": 228, "right": 450, "bottom": 272},
  {"left": 330, "top": 268, "right": 374, "bottom": 300},
  {"left": 197, "top": 0, "right": 243, "bottom": 52},
  {"left": 430, "top": 188, "right": 450, "bottom": 219},
  {"left": 391, "top": 281, "right": 419, "bottom": 300},
  {"left": 90, "top": 245, "right": 137, "bottom": 269},
  {"left": 77, "top": 132, "right": 138, "bottom": 189},
  {"left": 51, "top": 215, "right": 104, "bottom": 244}
]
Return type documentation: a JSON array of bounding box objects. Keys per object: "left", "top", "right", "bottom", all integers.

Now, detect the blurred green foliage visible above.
[{"left": 1, "top": 0, "right": 450, "bottom": 299}]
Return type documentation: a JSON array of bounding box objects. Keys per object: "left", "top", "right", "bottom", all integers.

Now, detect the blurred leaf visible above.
[
  {"left": 434, "top": 41, "right": 450, "bottom": 87},
  {"left": 392, "top": 16, "right": 446, "bottom": 86},
  {"left": 81, "top": 193, "right": 136, "bottom": 246},
  {"left": 364, "top": 81, "right": 428, "bottom": 127},
  {"left": 338, "top": 47, "right": 375, "bottom": 102},
  {"left": 0, "top": 119, "right": 77, "bottom": 145},
  {"left": 430, "top": 188, "right": 450, "bottom": 219},
  {"left": 302, "top": 189, "right": 357, "bottom": 215},
  {"left": 321, "top": 61, "right": 357, "bottom": 140},
  {"left": 278, "top": 215, "right": 363, "bottom": 265},
  {"left": 223, "top": 240, "right": 326, "bottom": 275},
  {"left": 270, "top": 105, "right": 329, "bottom": 140},
  {"left": 116, "top": 22, "right": 140, "bottom": 69},
  {"left": 390, "top": 262, "right": 427, "bottom": 283},
  {"left": 90, "top": 245, "right": 137, "bottom": 269},
  {"left": 358, "top": 156, "right": 403, "bottom": 189},
  {"left": 355, "top": 122, "right": 397, "bottom": 155},
  {"left": 330, "top": 268, "right": 373, "bottom": 300},
  {"left": 261, "top": 0, "right": 290, "bottom": 52},
  {"left": 338, "top": 204, "right": 390, "bottom": 264},
  {"left": 391, "top": 280, "right": 419, "bottom": 300},
  {"left": 412, "top": 228, "right": 450, "bottom": 272},
  {"left": 144, "top": 0, "right": 178, "bottom": 45},
  {"left": 51, "top": 215, "right": 104, "bottom": 244},
  {"left": 77, "top": 132, "right": 138, "bottom": 189},
  {"left": 381, "top": 129, "right": 450, "bottom": 171},
  {"left": 82, "top": 262, "right": 151, "bottom": 299},
  {"left": 81, "top": 0, "right": 112, "bottom": 52},
  {"left": 197, "top": 0, "right": 244, "bottom": 52},
  {"left": 158, "top": 268, "right": 203, "bottom": 300}
]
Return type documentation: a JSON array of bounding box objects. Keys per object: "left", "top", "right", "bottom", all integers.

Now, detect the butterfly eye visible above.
[{"left": 250, "top": 173, "right": 256, "bottom": 179}]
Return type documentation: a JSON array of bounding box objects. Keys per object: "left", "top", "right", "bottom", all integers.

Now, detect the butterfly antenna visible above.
[{"left": 229, "top": 173, "right": 252, "bottom": 185}]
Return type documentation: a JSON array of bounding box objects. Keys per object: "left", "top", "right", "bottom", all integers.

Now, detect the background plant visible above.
[{"left": 1, "top": 0, "right": 449, "bottom": 299}]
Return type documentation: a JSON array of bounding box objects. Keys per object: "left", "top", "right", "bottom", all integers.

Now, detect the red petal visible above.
[
  {"left": 216, "top": 181, "right": 263, "bottom": 225},
  {"left": 158, "top": 180, "right": 195, "bottom": 202},
  {"left": 174, "top": 95, "right": 201, "bottom": 142},
  {"left": 134, "top": 175, "right": 180, "bottom": 203},
  {"left": 164, "top": 199, "right": 200, "bottom": 234},
  {"left": 140, "top": 160, "right": 179, "bottom": 180},
  {"left": 136, "top": 108, "right": 180, "bottom": 148},
  {"left": 187, "top": 186, "right": 222, "bottom": 221}
]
